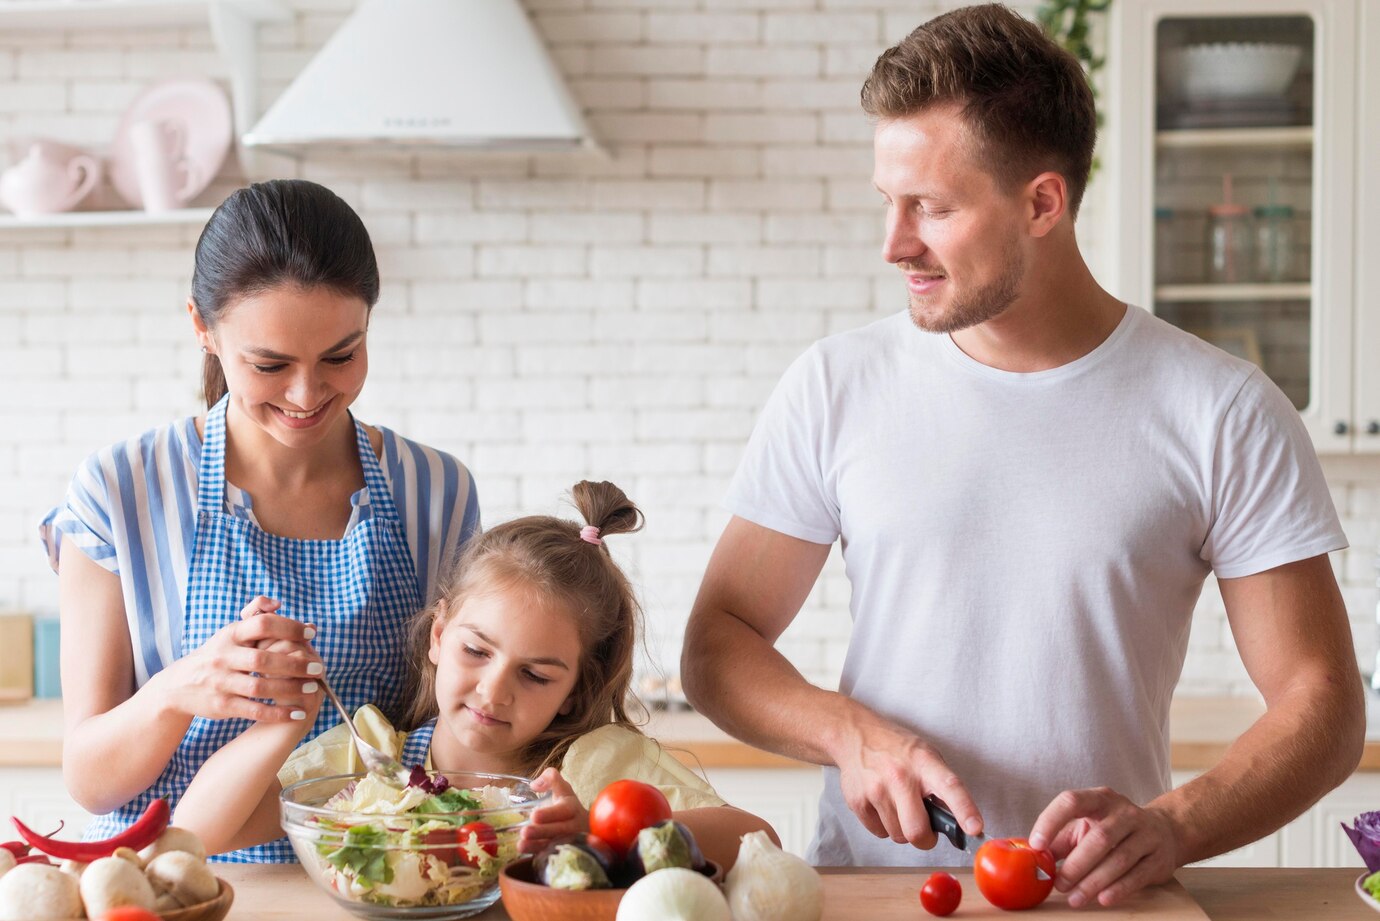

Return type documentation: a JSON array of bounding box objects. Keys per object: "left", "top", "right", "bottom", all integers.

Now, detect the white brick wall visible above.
[{"left": 1, "top": 0, "right": 1376, "bottom": 702}]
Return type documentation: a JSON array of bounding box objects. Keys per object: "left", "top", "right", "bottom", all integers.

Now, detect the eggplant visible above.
[
  {"left": 534, "top": 834, "right": 619, "bottom": 890},
  {"left": 625, "top": 820, "right": 705, "bottom": 876}
]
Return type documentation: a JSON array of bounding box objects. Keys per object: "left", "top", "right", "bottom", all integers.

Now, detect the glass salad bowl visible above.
[{"left": 281, "top": 770, "right": 547, "bottom": 920}]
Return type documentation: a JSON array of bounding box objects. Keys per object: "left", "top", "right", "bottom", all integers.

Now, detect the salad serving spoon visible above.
[{"left": 317, "top": 673, "right": 413, "bottom": 789}]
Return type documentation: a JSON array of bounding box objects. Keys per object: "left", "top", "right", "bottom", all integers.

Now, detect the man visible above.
[{"left": 681, "top": 3, "right": 1364, "bottom": 908}]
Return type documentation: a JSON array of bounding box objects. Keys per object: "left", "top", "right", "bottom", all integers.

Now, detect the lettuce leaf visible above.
[{"left": 320, "top": 824, "right": 394, "bottom": 888}]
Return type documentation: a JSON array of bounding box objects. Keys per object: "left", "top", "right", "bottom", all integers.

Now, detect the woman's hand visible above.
[
  {"left": 148, "top": 595, "right": 323, "bottom": 723},
  {"left": 519, "top": 768, "right": 589, "bottom": 854}
]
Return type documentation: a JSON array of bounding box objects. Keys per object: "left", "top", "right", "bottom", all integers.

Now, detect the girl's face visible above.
[
  {"left": 428, "top": 581, "right": 583, "bottom": 770},
  {"left": 190, "top": 285, "right": 370, "bottom": 447}
]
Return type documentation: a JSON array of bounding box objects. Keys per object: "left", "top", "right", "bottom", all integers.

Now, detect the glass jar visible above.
[
  {"left": 1206, "top": 202, "right": 1252, "bottom": 284},
  {"left": 1154, "top": 207, "right": 1176, "bottom": 283},
  {"left": 1253, "top": 204, "right": 1299, "bottom": 282}
]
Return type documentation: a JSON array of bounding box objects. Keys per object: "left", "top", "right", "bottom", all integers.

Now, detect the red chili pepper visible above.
[
  {"left": 11, "top": 798, "right": 170, "bottom": 862},
  {"left": 15, "top": 854, "right": 52, "bottom": 866},
  {"left": 1, "top": 841, "right": 27, "bottom": 858}
]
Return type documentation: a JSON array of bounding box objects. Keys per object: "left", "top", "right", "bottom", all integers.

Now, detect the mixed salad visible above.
[
  {"left": 1345, "top": 811, "right": 1380, "bottom": 904},
  {"left": 305, "top": 768, "right": 525, "bottom": 909}
]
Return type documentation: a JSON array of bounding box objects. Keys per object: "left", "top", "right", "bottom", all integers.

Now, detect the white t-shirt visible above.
[{"left": 724, "top": 305, "right": 1346, "bottom": 867}]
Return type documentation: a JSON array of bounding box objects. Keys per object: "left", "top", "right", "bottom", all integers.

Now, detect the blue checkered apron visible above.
[{"left": 83, "top": 396, "right": 424, "bottom": 862}]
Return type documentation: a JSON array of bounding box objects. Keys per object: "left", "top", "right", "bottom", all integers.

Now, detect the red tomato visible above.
[
  {"left": 457, "top": 821, "right": 499, "bottom": 867},
  {"left": 98, "top": 909, "right": 162, "bottom": 921},
  {"left": 974, "top": 838, "right": 1056, "bottom": 911},
  {"left": 920, "top": 871, "right": 962, "bottom": 916},
  {"left": 423, "top": 821, "right": 498, "bottom": 867},
  {"left": 422, "top": 827, "right": 460, "bottom": 865},
  {"left": 588, "top": 779, "right": 672, "bottom": 855}
]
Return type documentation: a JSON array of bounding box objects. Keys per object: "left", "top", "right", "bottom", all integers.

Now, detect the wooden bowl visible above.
[
  {"left": 500, "top": 858, "right": 722, "bottom": 921},
  {"left": 159, "top": 878, "right": 234, "bottom": 921}
]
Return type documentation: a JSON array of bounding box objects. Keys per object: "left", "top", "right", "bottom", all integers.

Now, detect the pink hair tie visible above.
[{"left": 579, "top": 525, "right": 602, "bottom": 546}]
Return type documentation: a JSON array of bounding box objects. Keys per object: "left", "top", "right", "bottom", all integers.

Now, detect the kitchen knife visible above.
[{"left": 923, "top": 794, "right": 1052, "bottom": 879}]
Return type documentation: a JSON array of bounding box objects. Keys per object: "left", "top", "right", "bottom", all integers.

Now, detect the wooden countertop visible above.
[
  {"left": 4, "top": 695, "right": 1379, "bottom": 771},
  {"left": 208, "top": 865, "right": 1375, "bottom": 919}
]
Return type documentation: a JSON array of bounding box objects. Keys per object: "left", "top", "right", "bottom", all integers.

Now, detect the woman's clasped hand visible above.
[{"left": 149, "top": 595, "right": 323, "bottom": 723}]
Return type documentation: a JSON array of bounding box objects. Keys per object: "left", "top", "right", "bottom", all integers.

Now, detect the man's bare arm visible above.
[
  {"left": 1031, "top": 554, "right": 1365, "bottom": 907},
  {"left": 682, "top": 516, "right": 986, "bottom": 843},
  {"left": 1160, "top": 554, "right": 1364, "bottom": 861}
]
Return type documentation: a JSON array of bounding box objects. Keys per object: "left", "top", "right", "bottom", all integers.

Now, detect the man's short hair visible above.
[{"left": 861, "top": 3, "right": 1097, "bottom": 218}]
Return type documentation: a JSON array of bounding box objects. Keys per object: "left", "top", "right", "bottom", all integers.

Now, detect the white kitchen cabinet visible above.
[
  {"left": 0, "top": 768, "right": 92, "bottom": 841},
  {"left": 701, "top": 767, "right": 823, "bottom": 859},
  {"left": 1108, "top": 0, "right": 1379, "bottom": 452}
]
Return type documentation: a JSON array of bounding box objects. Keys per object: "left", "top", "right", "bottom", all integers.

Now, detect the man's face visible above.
[{"left": 873, "top": 106, "right": 1028, "bottom": 334}]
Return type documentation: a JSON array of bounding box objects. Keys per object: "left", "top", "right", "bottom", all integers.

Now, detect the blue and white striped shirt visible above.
[{"left": 40, "top": 415, "right": 480, "bottom": 686}]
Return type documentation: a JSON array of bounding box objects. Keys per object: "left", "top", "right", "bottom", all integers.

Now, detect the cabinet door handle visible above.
[
  {"left": 1368, "top": 421, "right": 1380, "bottom": 436},
  {"left": 1335, "top": 421, "right": 1350, "bottom": 435}
]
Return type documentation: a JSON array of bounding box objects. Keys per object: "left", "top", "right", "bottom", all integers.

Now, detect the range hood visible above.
[{"left": 243, "top": 0, "right": 597, "bottom": 154}]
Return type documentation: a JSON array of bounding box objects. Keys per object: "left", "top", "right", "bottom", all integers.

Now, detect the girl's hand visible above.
[
  {"left": 150, "top": 595, "right": 322, "bottom": 723},
  {"left": 520, "top": 768, "right": 589, "bottom": 854}
]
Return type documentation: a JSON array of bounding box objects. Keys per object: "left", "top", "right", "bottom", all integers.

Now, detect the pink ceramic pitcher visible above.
[{"left": 0, "top": 142, "right": 101, "bottom": 217}]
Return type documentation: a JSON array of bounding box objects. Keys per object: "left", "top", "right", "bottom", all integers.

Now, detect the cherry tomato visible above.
[
  {"left": 974, "top": 837, "right": 1056, "bottom": 911},
  {"left": 424, "top": 821, "right": 499, "bottom": 867},
  {"left": 422, "top": 827, "right": 460, "bottom": 865},
  {"left": 588, "top": 779, "right": 672, "bottom": 855},
  {"left": 97, "top": 909, "right": 162, "bottom": 921},
  {"left": 920, "top": 871, "right": 962, "bottom": 916},
  {"left": 457, "top": 821, "right": 499, "bottom": 867}
]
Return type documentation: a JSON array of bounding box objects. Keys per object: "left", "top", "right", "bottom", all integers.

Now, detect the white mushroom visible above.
[
  {"left": 144, "top": 851, "right": 218, "bottom": 908},
  {"left": 0, "top": 862, "right": 84, "bottom": 920},
  {"left": 136, "top": 826, "right": 207, "bottom": 865},
  {"left": 58, "top": 859, "right": 87, "bottom": 879},
  {"left": 79, "top": 854, "right": 155, "bottom": 917},
  {"left": 0, "top": 850, "right": 14, "bottom": 879}
]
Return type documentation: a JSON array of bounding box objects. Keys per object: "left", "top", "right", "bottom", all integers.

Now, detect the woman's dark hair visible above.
[
  {"left": 190, "top": 179, "right": 380, "bottom": 407},
  {"left": 401, "top": 481, "right": 647, "bottom": 776}
]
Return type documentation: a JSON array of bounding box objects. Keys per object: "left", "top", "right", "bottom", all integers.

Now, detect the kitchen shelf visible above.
[
  {"left": 0, "top": 0, "right": 285, "bottom": 30},
  {"left": 0, "top": 0, "right": 291, "bottom": 175},
  {"left": 1155, "top": 127, "right": 1314, "bottom": 150},
  {"left": 0, "top": 207, "right": 213, "bottom": 229},
  {"left": 1155, "top": 283, "right": 1312, "bottom": 302}
]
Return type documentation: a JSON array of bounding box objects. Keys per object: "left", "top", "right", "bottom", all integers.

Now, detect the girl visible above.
[
  {"left": 42, "top": 179, "right": 480, "bottom": 861},
  {"left": 174, "top": 481, "right": 777, "bottom": 869}
]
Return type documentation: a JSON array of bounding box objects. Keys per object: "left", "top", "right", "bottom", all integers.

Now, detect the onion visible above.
[
  {"left": 725, "top": 830, "right": 823, "bottom": 921},
  {"left": 614, "top": 867, "right": 729, "bottom": 921}
]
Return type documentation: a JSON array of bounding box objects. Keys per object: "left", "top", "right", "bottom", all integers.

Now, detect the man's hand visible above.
[
  {"left": 834, "top": 719, "right": 982, "bottom": 848},
  {"left": 1028, "top": 787, "right": 1180, "bottom": 908}
]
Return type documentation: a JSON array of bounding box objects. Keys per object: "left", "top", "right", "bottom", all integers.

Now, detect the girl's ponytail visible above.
[{"left": 571, "top": 481, "right": 643, "bottom": 541}]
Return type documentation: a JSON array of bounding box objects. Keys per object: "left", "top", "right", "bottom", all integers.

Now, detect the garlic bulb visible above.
[
  {"left": 725, "top": 830, "right": 823, "bottom": 921},
  {"left": 615, "top": 867, "right": 730, "bottom": 921}
]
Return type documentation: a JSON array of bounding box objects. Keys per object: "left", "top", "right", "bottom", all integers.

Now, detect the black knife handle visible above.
[{"left": 923, "top": 794, "right": 967, "bottom": 850}]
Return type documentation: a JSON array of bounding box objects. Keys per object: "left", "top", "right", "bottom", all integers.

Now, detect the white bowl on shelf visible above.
[{"left": 1164, "top": 42, "right": 1303, "bottom": 101}]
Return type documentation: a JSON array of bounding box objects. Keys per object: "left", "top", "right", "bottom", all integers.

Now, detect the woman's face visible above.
[
  {"left": 192, "top": 285, "right": 370, "bottom": 447},
  {"left": 428, "top": 582, "right": 583, "bottom": 770}
]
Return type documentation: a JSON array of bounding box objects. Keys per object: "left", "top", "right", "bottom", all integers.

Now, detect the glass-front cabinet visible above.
[{"left": 1109, "top": 0, "right": 1370, "bottom": 452}]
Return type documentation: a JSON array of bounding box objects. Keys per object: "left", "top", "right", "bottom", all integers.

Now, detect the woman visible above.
[{"left": 40, "top": 179, "right": 480, "bottom": 862}]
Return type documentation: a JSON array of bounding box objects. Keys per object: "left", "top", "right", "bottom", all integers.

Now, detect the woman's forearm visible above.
[{"left": 62, "top": 669, "right": 192, "bottom": 814}]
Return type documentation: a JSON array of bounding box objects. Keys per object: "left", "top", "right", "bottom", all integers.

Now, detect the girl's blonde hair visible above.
[{"left": 401, "top": 480, "right": 645, "bottom": 776}]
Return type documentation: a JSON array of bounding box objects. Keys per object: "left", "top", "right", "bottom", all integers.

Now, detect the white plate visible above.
[
  {"left": 1357, "top": 872, "right": 1380, "bottom": 914},
  {"left": 109, "top": 78, "right": 231, "bottom": 209}
]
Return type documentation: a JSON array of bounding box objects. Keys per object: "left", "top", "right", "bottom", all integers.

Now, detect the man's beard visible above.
[{"left": 906, "top": 249, "right": 1026, "bottom": 334}]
